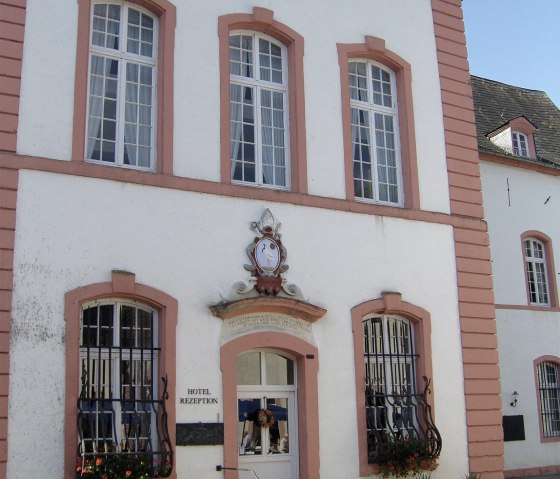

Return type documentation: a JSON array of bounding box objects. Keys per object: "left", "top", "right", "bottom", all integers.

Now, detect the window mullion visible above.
[{"left": 255, "top": 85, "right": 263, "bottom": 186}]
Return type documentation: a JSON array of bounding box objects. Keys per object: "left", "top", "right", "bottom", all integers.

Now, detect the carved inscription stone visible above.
[{"left": 221, "top": 312, "right": 314, "bottom": 344}]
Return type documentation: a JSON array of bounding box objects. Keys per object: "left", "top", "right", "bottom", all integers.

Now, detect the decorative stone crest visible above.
[{"left": 244, "top": 209, "right": 288, "bottom": 295}]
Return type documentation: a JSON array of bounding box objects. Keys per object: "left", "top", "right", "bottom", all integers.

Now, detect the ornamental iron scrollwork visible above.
[
  {"left": 77, "top": 374, "right": 173, "bottom": 477},
  {"left": 365, "top": 376, "right": 442, "bottom": 464}
]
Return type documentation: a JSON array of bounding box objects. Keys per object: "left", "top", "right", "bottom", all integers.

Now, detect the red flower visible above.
[
  {"left": 76, "top": 466, "right": 82, "bottom": 473},
  {"left": 95, "top": 457, "right": 103, "bottom": 466},
  {"left": 126, "top": 471, "right": 132, "bottom": 477}
]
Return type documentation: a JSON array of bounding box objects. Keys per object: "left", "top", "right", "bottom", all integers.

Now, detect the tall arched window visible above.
[
  {"left": 351, "top": 293, "right": 440, "bottom": 476},
  {"left": 535, "top": 359, "right": 560, "bottom": 439},
  {"left": 86, "top": 2, "right": 158, "bottom": 169},
  {"left": 65, "top": 271, "right": 177, "bottom": 479},
  {"left": 229, "top": 31, "right": 289, "bottom": 188},
  {"left": 349, "top": 60, "right": 402, "bottom": 204},
  {"left": 524, "top": 237, "right": 550, "bottom": 306},
  {"left": 338, "top": 37, "right": 420, "bottom": 209}
]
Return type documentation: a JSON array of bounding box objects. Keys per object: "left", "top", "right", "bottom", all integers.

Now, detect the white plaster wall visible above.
[
  {"left": 496, "top": 310, "right": 560, "bottom": 470},
  {"left": 17, "top": 0, "right": 78, "bottom": 160},
  {"left": 480, "top": 161, "right": 559, "bottom": 306},
  {"left": 9, "top": 170, "right": 467, "bottom": 478},
  {"left": 481, "top": 160, "right": 560, "bottom": 470},
  {"left": 17, "top": 0, "right": 449, "bottom": 213}
]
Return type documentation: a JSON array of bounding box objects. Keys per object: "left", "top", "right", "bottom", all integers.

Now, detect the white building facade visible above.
[
  {"left": 0, "top": 1, "right": 504, "bottom": 478},
  {"left": 473, "top": 77, "right": 560, "bottom": 478}
]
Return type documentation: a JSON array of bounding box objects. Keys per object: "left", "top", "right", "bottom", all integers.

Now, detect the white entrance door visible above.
[{"left": 236, "top": 351, "right": 298, "bottom": 479}]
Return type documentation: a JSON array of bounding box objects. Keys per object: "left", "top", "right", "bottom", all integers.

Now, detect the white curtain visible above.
[{"left": 230, "top": 84, "right": 244, "bottom": 177}]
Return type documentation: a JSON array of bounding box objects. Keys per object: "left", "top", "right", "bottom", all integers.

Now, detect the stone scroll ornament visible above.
[{"left": 244, "top": 209, "right": 289, "bottom": 295}]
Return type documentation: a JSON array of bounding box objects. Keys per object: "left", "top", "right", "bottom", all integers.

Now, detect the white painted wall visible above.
[
  {"left": 9, "top": 170, "right": 467, "bottom": 478},
  {"left": 481, "top": 160, "right": 560, "bottom": 470},
  {"left": 480, "top": 161, "right": 559, "bottom": 306},
  {"left": 16, "top": 0, "right": 449, "bottom": 213},
  {"left": 496, "top": 310, "right": 560, "bottom": 470}
]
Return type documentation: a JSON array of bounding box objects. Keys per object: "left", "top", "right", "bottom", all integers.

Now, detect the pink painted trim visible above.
[
  {"left": 504, "top": 464, "right": 560, "bottom": 478},
  {"left": 0, "top": 0, "right": 26, "bottom": 153},
  {"left": 0, "top": 152, "right": 490, "bottom": 232},
  {"left": 480, "top": 152, "right": 560, "bottom": 176},
  {"left": 520, "top": 231, "right": 559, "bottom": 308},
  {"left": 351, "top": 292, "right": 434, "bottom": 476},
  {"left": 64, "top": 271, "right": 178, "bottom": 479},
  {"left": 218, "top": 8, "right": 308, "bottom": 193},
  {"left": 209, "top": 297, "right": 326, "bottom": 322},
  {"left": 533, "top": 355, "right": 560, "bottom": 443},
  {"left": 495, "top": 304, "right": 560, "bottom": 312},
  {"left": 72, "top": 0, "right": 176, "bottom": 175},
  {"left": 337, "top": 38, "right": 420, "bottom": 208},
  {"left": 432, "top": 0, "right": 504, "bottom": 475},
  {"left": 0, "top": 166, "right": 19, "bottom": 475},
  {"left": 220, "top": 332, "right": 320, "bottom": 479}
]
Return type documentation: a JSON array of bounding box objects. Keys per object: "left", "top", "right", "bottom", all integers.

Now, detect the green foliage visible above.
[
  {"left": 76, "top": 453, "right": 170, "bottom": 479},
  {"left": 464, "top": 474, "right": 481, "bottom": 479},
  {"left": 379, "top": 439, "right": 438, "bottom": 478}
]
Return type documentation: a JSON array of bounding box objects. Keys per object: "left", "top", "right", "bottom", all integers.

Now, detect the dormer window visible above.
[
  {"left": 487, "top": 116, "right": 537, "bottom": 159},
  {"left": 512, "top": 131, "right": 528, "bottom": 157}
]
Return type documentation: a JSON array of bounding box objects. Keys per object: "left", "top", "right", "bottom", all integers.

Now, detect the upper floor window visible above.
[
  {"left": 86, "top": 3, "right": 157, "bottom": 170},
  {"left": 229, "top": 32, "right": 289, "bottom": 189},
  {"left": 524, "top": 238, "right": 550, "bottom": 305},
  {"left": 349, "top": 60, "right": 402, "bottom": 205},
  {"left": 487, "top": 116, "right": 537, "bottom": 160},
  {"left": 535, "top": 360, "right": 560, "bottom": 438},
  {"left": 512, "top": 131, "right": 529, "bottom": 157}
]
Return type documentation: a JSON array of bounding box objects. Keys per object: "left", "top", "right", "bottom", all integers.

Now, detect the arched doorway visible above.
[{"left": 236, "top": 350, "right": 298, "bottom": 479}]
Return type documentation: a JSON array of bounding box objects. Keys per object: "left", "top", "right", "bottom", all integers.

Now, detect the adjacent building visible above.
[
  {"left": 472, "top": 76, "right": 560, "bottom": 478},
  {"left": 0, "top": 1, "right": 505, "bottom": 478}
]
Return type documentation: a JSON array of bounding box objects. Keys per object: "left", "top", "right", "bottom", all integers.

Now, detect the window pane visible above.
[
  {"left": 236, "top": 352, "right": 261, "bottom": 385},
  {"left": 265, "top": 353, "right": 294, "bottom": 385}
]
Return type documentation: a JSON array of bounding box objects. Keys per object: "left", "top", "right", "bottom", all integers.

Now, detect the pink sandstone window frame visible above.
[
  {"left": 220, "top": 332, "right": 319, "bottom": 479},
  {"left": 338, "top": 36, "right": 420, "bottom": 209},
  {"left": 72, "top": 0, "right": 176, "bottom": 175},
  {"left": 64, "top": 271, "right": 178, "bottom": 479},
  {"left": 521, "top": 231, "right": 558, "bottom": 308},
  {"left": 533, "top": 355, "right": 560, "bottom": 443},
  {"left": 351, "top": 292, "right": 433, "bottom": 476},
  {"left": 218, "top": 7, "right": 308, "bottom": 194}
]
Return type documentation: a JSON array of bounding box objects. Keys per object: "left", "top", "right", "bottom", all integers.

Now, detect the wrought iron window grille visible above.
[
  {"left": 365, "top": 377, "right": 442, "bottom": 464},
  {"left": 77, "top": 303, "right": 173, "bottom": 477},
  {"left": 77, "top": 374, "right": 173, "bottom": 477},
  {"left": 362, "top": 316, "right": 442, "bottom": 464}
]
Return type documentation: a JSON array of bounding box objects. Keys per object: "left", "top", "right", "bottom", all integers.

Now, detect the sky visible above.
[{"left": 462, "top": 0, "right": 560, "bottom": 107}]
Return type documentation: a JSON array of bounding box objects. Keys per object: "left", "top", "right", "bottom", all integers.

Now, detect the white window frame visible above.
[
  {"left": 349, "top": 60, "right": 403, "bottom": 206},
  {"left": 363, "top": 315, "right": 418, "bottom": 441},
  {"left": 79, "top": 299, "right": 159, "bottom": 454},
  {"left": 536, "top": 361, "right": 560, "bottom": 438},
  {"left": 229, "top": 31, "right": 290, "bottom": 190},
  {"left": 524, "top": 238, "right": 550, "bottom": 306},
  {"left": 512, "top": 131, "right": 529, "bottom": 157},
  {"left": 86, "top": 1, "right": 158, "bottom": 170}
]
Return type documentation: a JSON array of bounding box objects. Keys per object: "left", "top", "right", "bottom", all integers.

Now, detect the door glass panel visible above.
[
  {"left": 265, "top": 353, "right": 294, "bottom": 385},
  {"left": 266, "top": 397, "right": 289, "bottom": 455},
  {"left": 237, "top": 352, "right": 261, "bottom": 385},
  {"left": 238, "top": 398, "right": 261, "bottom": 456}
]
